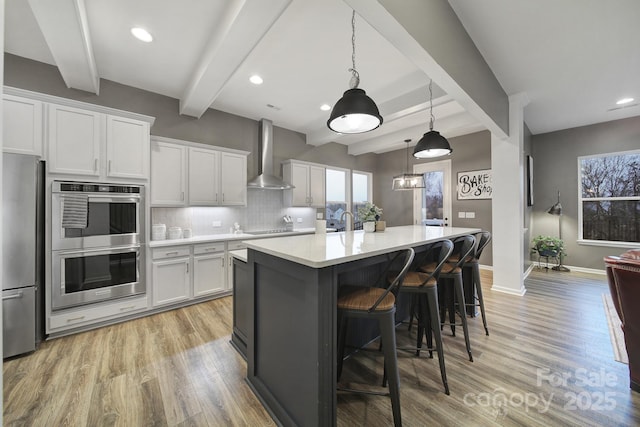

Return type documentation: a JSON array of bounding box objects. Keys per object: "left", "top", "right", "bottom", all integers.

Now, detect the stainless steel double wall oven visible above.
[{"left": 51, "top": 181, "right": 145, "bottom": 310}]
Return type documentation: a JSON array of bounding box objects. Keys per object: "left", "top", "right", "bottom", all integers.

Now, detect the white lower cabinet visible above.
[
  {"left": 152, "top": 256, "right": 191, "bottom": 306},
  {"left": 151, "top": 243, "right": 227, "bottom": 308},
  {"left": 193, "top": 253, "right": 225, "bottom": 297},
  {"left": 193, "top": 243, "right": 226, "bottom": 297}
]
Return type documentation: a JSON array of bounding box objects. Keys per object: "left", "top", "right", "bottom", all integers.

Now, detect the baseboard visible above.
[
  {"left": 490, "top": 284, "right": 527, "bottom": 296},
  {"left": 562, "top": 265, "right": 606, "bottom": 275}
]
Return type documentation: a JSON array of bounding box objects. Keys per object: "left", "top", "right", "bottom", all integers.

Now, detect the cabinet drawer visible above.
[
  {"left": 152, "top": 246, "right": 191, "bottom": 260},
  {"left": 227, "top": 241, "right": 247, "bottom": 251},
  {"left": 194, "top": 243, "right": 224, "bottom": 255},
  {"left": 49, "top": 296, "right": 148, "bottom": 330}
]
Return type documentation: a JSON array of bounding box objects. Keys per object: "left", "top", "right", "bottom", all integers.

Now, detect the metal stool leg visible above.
[
  {"left": 453, "top": 274, "right": 473, "bottom": 362},
  {"left": 425, "top": 289, "right": 449, "bottom": 395},
  {"left": 379, "top": 311, "right": 402, "bottom": 427},
  {"left": 472, "top": 264, "right": 489, "bottom": 335}
]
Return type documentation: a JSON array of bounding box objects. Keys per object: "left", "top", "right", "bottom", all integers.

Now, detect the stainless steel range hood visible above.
[{"left": 247, "top": 119, "right": 294, "bottom": 190}]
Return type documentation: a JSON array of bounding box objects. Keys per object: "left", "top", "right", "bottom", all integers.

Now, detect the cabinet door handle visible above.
[
  {"left": 186, "top": 263, "right": 189, "bottom": 274},
  {"left": 67, "top": 315, "right": 85, "bottom": 323},
  {"left": 94, "top": 158, "right": 98, "bottom": 172},
  {"left": 221, "top": 258, "right": 225, "bottom": 267},
  {"left": 204, "top": 247, "right": 217, "bottom": 252},
  {"left": 222, "top": 193, "right": 225, "bottom": 203},
  {"left": 119, "top": 305, "right": 136, "bottom": 311},
  {"left": 166, "top": 251, "right": 179, "bottom": 256},
  {"left": 215, "top": 193, "right": 218, "bottom": 203},
  {"left": 108, "top": 160, "right": 112, "bottom": 173},
  {"left": 181, "top": 192, "right": 185, "bottom": 201},
  {"left": 2, "top": 291, "right": 23, "bottom": 301}
]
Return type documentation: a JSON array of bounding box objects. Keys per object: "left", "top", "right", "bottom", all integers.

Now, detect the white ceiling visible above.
[{"left": 5, "top": 0, "right": 640, "bottom": 155}]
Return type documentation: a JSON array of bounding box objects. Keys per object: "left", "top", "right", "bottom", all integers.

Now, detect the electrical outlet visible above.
[
  {"left": 212, "top": 220, "right": 222, "bottom": 227},
  {"left": 297, "top": 217, "right": 303, "bottom": 223},
  {"left": 316, "top": 212, "right": 324, "bottom": 219},
  {"left": 466, "top": 212, "right": 476, "bottom": 219},
  {"left": 458, "top": 211, "right": 466, "bottom": 218}
]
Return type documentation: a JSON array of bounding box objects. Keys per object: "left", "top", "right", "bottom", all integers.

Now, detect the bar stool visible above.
[
  {"left": 420, "top": 235, "right": 475, "bottom": 362},
  {"left": 394, "top": 240, "right": 454, "bottom": 395},
  {"left": 462, "top": 231, "right": 491, "bottom": 335},
  {"left": 336, "top": 248, "right": 414, "bottom": 427}
]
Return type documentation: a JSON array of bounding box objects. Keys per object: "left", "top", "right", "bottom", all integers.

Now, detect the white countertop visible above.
[
  {"left": 148, "top": 228, "right": 317, "bottom": 248},
  {"left": 244, "top": 225, "right": 481, "bottom": 268},
  {"left": 229, "top": 249, "right": 248, "bottom": 262}
]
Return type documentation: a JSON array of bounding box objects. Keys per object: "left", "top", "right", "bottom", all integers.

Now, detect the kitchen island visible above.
[{"left": 243, "top": 225, "right": 480, "bottom": 426}]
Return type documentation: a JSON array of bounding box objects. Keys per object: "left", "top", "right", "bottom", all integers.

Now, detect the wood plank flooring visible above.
[{"left": 4, "top": 269, "right": 640, "bottom": 426}]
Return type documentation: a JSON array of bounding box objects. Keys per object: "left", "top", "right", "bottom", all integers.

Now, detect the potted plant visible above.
[
  {"left": 532, "top": 235, "right": 567, "bottom": 258},
  {"left": 358, "top": 202, "right": 383, "bottom": 232}
]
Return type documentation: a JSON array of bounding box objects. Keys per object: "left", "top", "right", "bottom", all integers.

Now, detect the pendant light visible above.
[
  {"left": 413, "top": 80, "right": 452, "bottom": 158},
  {"left": 393, "top": 139, "right": 426, "bottom": 190},
  {"left": 327, "top": 10, "right": 383, "bottom": 134}
]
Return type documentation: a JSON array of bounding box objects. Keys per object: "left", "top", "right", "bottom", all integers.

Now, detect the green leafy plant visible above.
[
  {"left": 358, "top": 202, "right": 383, "bottom": 222},
  {"left": 532, "top": 235, "right": 567, "bottom": 257}
]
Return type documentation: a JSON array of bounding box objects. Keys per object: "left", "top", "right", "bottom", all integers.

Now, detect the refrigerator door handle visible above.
[{"left": 2, "top": 291, "right": 24, "bottom": 300}]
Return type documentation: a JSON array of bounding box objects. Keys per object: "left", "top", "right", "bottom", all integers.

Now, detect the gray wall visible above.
[
  {"left": 374, "top": 130, "right": 493, "bottom": 265},
  {"left": 531, "top": 115, "right": 640, "bottom": 270},
  {"left": 4, "top": 54, "right": 377, "bottom": 181}
]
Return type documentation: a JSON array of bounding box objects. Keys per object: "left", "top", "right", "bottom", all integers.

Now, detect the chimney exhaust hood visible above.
[{"left": 247, "top": 119, "right": 294, "bottom": 190}]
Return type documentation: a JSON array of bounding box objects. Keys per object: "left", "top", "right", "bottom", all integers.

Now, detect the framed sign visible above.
[{"left": 457, "top": 169, "right": 492, "bottom": 200}]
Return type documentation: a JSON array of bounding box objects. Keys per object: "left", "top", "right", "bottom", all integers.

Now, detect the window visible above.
[
  {"left": 352, "top": 171, "right": 372, "bottom": 223},
  {"left": 578, "top": 150, "right": 640, "bottom": 245},
  {"left": 324, "top": 169, "right": 372, "bottom": 230},
  {"left": 325, "top": 168, "right": 349, "bottom": 227}
]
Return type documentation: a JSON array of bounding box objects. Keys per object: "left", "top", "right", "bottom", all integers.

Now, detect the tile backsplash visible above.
[{"left": 151, "top": 189, "right": 316, "bottom": 238}]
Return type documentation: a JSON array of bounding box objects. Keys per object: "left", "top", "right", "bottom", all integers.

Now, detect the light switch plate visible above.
[
  {"left": 297, "top": 217, "right": 303, "bottom": 223},
  {"left": 212, "top": 220, "right": 222, "bottom": 227},
  {"left": 466, "top": 212, "right": 476, "bottom": 219},
  {"left": 316, "top": 212, "right": 324, "bottom": 219},
  {"left": 458, "top": 212, "right": 466, "bottom": 218}
]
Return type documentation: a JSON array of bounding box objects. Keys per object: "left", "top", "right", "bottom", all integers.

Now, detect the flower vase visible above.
[{"left": 363, "top": 221, "right": 376, "bottom": 232}]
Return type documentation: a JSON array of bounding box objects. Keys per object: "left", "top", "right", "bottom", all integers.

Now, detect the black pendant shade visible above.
[
  {"left": 413, "top": 130, "right": 452, "bottom": 159},
  {"left": 327, "top": 88, "right": 383, "bottom": 134}
]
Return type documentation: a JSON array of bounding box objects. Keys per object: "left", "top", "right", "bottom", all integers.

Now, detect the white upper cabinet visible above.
[
  {"left": 283, "top": 160, "right": 326, "bottom": 207},
  {"left": 106, "top": 115, "right": 150, "bottom": 179},
  {"left": 219, "top": 151, "right": 247, "bottom": 205},
  {"left": 48, "top": 104, "right": 102, "bottom": 176},
  {"left": 151, "top": 140, "right": 187, "bottom": 206},
  {"left": 48, "top": 103, "right": 150, "bottom": 180},
  {"left": 188, "top": 147, "right": 220, "bottom": 205},
  {"left": 2, "top": 94, "right": 43, "bottom": 156},
  {"left": 151, "top": 136, "right": 247, "bottom": 207}
]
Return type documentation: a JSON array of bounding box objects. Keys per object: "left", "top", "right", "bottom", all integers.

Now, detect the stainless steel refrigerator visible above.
[{"left": 2, "top": 153, "right": 45, "bottom": 358}]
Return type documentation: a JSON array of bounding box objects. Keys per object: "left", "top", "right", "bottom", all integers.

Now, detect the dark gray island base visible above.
[{"left": 242, "top": 226, "right": 480, "bottom": 426}]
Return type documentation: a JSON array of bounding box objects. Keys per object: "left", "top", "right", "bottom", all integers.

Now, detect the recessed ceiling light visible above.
[
  {"left": 249, "top": 75, "right": 263, "bottom": 85},
  {"left": 131, "top": 27, "right": 153, "bottom": 42},
  {"left": 616, "top": 97, "right": 634, "bottom": 105},
  {"left": 320, "top": 104, "right": 331, "bottom": 111}
]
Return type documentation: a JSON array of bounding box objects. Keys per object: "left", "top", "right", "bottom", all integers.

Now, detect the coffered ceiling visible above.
[{"left": 5, "top": 0, "right": 639, "bottom": 155}]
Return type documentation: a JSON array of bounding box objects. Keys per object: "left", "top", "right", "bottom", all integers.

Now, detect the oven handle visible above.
[
  {"left": 55, "top": 245, "right": 141, "bottom": 257},
  {"left": 86, "top": 195, "right": 140, "bottom": 204}
]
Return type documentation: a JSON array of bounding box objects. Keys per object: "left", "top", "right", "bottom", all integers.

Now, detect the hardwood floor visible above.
[{"left": 4, "top": 269, "right": 639, "bottom": 426}]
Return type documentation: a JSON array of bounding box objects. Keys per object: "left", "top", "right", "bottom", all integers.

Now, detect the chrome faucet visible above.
[{"left": 340, "top": 211, "right": 354, "bottom": 231}]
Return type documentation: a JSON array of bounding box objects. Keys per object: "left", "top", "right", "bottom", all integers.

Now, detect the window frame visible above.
[{"left": 577, "top": 149, "right": 640, "bottom": 248}]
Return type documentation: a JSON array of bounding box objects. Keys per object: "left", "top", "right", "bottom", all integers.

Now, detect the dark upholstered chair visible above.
[
  {"left": 337, "top": 248, "right": 415, "bottom": 427},
  {"left": 604, "top": 249, "right": 640, "bottom": 392}
]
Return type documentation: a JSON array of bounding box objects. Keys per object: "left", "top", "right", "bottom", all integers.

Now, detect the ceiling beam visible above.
[
  {"left": 179, "top": 0, "right": 292, "bottom": 118},
  {"left": 345, "top": 0, "right": 509, "bottom": 139},
  {"left": 28, "top": 0, "right": 99, "bottom": 94}
]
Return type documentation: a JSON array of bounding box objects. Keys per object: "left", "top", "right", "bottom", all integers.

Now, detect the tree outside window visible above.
[{"left": 579, "top": 151, "right": 640, "bottom": 243}]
